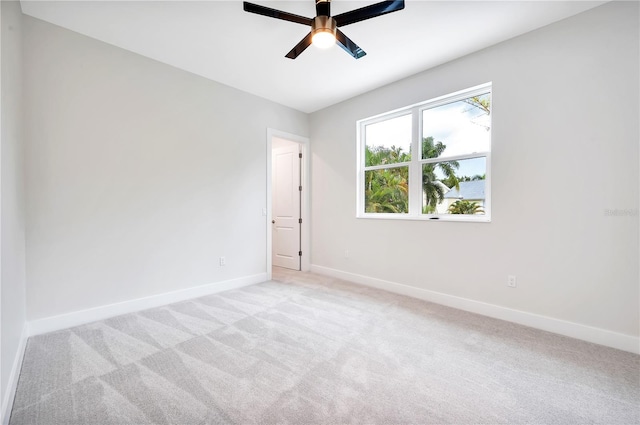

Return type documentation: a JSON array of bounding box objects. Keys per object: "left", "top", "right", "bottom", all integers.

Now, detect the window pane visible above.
[
  {"left": 365, "top": 166, "right": 409, "bottom": 213},
  {"left": 422, "top": 93, "right": 490, "bottom": 159},
  {"left": 422, "top": 157, "right": 486, "bottom": 215},
  {"left": 365, "top": 114, "right": 412, "bottom": 166}
]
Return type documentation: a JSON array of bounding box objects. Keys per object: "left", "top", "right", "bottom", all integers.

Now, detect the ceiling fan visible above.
[{"left": 243, "top": 0, "right": 405, "bottom": 60}]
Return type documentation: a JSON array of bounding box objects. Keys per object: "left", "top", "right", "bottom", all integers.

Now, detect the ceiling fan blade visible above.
[
  {"left": 333, "top": 0, "right": 404, "bottom": 27},
  {"left": 285, "top": 32, "right": 314, "bottom": 59},
  {"left": 335, "top": 29, "right": 366, "bottom": 59},
  {"left": 243, "top": 2, "right": 313, "bottom": 26}
]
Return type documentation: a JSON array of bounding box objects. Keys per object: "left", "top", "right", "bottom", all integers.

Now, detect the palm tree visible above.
[
  {"left": 365, "top": 144, "right": 410, "bottom": 167},
  {"left": 364, "top": 140, "right": 461, "bottom": 213},
  {"left": 364, "top": 145, "right": 409, "bottom": 213},
  {"left": 422, "top": 137, "right": 459, "bottom": 210},
  {"left": 463, "top": 96, "right": 491, "bottom": 116},
  {"left": 443, "top": 174, "right": 486, "bottom": 186},
  {"left": 365, "top": 168, "right": 408, "bottom": 213},
  {"left": 447, "top": 200, "right": 484, "bottom": 215}
]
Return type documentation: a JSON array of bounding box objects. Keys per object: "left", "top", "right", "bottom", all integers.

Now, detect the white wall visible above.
[
  {"left": 23, "top": 16, "right": 308, "bottom": 322},
  {"left": 310, "top": 2, "right": 639, "bottom": 340},
  {"left": 1, "top": 0, "right": 27, "bottom": 421}
]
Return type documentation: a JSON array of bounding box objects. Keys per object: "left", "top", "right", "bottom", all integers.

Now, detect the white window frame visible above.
[{"left": 356, "top": 83, "right": 492, "bottom": 222}]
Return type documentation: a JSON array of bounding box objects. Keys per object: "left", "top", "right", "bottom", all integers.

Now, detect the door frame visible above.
[{"left": 266, "top": 128, "right": 310, "bottom": 280}]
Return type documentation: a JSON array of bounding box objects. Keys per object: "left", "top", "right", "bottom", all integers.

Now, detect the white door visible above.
[{"left": 272, "top": 144, "right": 301, "bottom": 270}]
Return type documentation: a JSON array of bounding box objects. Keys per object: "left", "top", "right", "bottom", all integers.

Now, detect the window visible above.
[{"left": 357, "top": 83, "right": 491, "bottom": 221}]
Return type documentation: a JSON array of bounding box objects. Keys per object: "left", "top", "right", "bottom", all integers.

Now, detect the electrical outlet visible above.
[
  {"left": 219, "top": 256, "right": 226, "bottom": 266},
  {"left": 507, "top": 275, "right": 517, "bottom": 288}
]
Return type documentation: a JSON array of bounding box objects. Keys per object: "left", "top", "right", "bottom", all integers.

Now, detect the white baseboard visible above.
[
  {"left": 2, "top": 324, "right": 28, "bottom": 425},
  {"left": 311, "top": 265, "right": 640, "bottom": 354},
  {"left": 28, "top": 273, "right": 267, "bottom": 336}
]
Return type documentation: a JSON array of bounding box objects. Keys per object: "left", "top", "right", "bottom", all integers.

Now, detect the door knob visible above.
[{"left": 272, "top": 220, "right": 276, "bottom": 224}]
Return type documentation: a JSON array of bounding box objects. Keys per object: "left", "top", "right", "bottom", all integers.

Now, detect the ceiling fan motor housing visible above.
[{"left": 312, "top": 16, "right": 337, "bottom": 39}]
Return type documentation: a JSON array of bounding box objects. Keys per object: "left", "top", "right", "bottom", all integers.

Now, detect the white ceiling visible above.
[{"left": 20, "top": 0, "right": 606, "bottom": 113}]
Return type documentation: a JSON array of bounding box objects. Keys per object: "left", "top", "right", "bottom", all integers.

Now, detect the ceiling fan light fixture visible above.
[
  {"left": 311, "top": 16, "right": 336, "bottom": 49},
  {"left": 243, "top": 0, "right": 405, "bottom": 59},
  {"left": 312, "top": 31, "right": 335, "bottom": 49}
]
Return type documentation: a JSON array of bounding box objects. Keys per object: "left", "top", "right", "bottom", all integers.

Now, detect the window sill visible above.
[{"left": 356, "top": 214, "right": 491, "bottom": 223}]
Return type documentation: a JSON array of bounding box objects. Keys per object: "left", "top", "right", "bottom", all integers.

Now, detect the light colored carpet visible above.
[{"left": 9, "top": 268, "right": 640, "bottom": 424}]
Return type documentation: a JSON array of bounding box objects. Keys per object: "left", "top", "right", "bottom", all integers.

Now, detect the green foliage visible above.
[
  {"left": 365, "top": 145, "right": 410, "bottom": 167},
  {"left": 364, "top": 138, "right": 465, "bottom": 214},
  {"left": 422, "top": 204, "right": 437, "bottom": 214},
  {"left": 422, "top": 137, "right": 459, "bottom": 210},
  {"left": 441, "top": 173, "right": 485, "bottom": 188},
  {"left": 365, "top": 167, "right": 408, "bottom": 213},
  {"left": 364, "top": 145, "right": 409, "bottom": 213},
  {"left": 363, "top": 94, "right": 490, "bottom": 214},
  {"left": 463, "top": 96, "right": 491, "bottom": 116},
  {"left": 447, "top": 200, "right": 485, "bottom": 215}
]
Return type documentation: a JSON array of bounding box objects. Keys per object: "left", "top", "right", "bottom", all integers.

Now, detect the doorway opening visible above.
[{"left": 266, "top": 129, "right": 310, "bottom": 279}]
